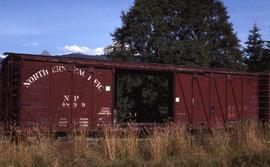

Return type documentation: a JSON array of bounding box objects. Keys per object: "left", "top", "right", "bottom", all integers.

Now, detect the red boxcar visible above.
[{"left": 0, "top": 53, "right": 259, "bottom": 132}]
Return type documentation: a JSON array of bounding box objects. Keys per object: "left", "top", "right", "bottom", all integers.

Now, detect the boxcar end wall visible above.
[{"left": 0, "top": 53, "right": 262, "bottom": 132}]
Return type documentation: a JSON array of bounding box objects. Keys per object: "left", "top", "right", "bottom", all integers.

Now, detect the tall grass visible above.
[{"left": 0, "top": 122, "right": 270, "bottom": 166}]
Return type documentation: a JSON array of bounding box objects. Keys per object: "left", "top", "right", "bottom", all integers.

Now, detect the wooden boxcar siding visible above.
[
  {"left": 0, "top": 53, "right": 260, "bottom": 131},
  {"left": 19, "top": 60, "right": 114, "bottom": 131},
  {"left": 174, "top": 72, "right": 258, "bottom": 128}
]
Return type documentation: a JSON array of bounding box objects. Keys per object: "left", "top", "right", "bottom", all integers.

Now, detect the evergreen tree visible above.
[
  {"left": 106, "top": 0, "right": 244, "bottom": 69},
  {"left": 106, "top": 0, "right": 245, "bottom": 122},
  {"left": 260, "top": 40, "right": 270, "bottom": 71},
  {"left": 244, "top": 24, "right": 265, "bottom": 72}
]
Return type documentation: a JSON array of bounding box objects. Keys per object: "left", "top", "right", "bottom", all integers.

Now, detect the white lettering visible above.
[
  {"left": 74, "top": 67, "right": 85, "bottom": 77},
  {"left": 23, "top": 66, "right": 105, "bottom": 92},
  {"left": 87, "top": 75, "right": 92, "bottom": 81},
  {"left": 23, "top": 69, "right": 50, "bottom": 88},
  {"left": 64, "top": 95, "right": 70, "bottom": 102},
  {"left": 32, "top": 73, "right": 39, "bottom": 80},
  {"left": 61, "top": 95, "right": 87, "bottom": 109},
  {"left": 94, "top": 79, "right": 104, "bottom": 91},
  {"left": 28, "top": 76, "right": 36, "bottom": 83},
  {"left": 74, "top": 96, "right": 79, "bottom": 102},
  {"left": 52, "top": 66, "right": 66, "bottom": 73},
  {"left": 94, "top": 79, "right": 99, "bottom": 85},
  {"left": 62, "top": 102, "right": 70, "bottom": 108},
  {"left": 43, "top": 69, "right": 49, "bottom": 76},
  {"left": 98, "top": 85, "right": 104, "bottom": 91},
  {"left": 23, "top": 82, "right": 31, "bottom": 88}
]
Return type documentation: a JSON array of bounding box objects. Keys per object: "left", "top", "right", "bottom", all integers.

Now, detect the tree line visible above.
[{"left": 105, "top": 0, "right": 269, "bottom": 72}]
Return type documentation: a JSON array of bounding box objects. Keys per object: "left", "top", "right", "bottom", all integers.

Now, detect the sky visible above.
[{"left": 0, "top": 0, "right": 269, "bottom": 57}]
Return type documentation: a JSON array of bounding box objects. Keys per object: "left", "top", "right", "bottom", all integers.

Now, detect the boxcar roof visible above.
[{"left": 3, "top": 52, "right": 257, "bottom": 75}]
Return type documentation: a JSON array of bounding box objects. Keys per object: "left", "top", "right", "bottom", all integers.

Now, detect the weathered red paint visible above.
[
  {"left": 19, "top": 61, "right": 114, "bottom": 132},
  {"left": 174, "top": 72, "right": 258, "bottom": 129},
  {"left": 0, "top": 53, "right": 260, "bottom": 132}
]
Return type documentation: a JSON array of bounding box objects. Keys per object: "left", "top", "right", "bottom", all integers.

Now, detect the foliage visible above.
[
  {"left": 106, "top": 0, "right": 245, "bottom": 69},
  {"left": 244, "top": 24, "right": 270, "bottom": 72},
  {"left": 116, "top": 73, "right": 172, "bottom": 123}
]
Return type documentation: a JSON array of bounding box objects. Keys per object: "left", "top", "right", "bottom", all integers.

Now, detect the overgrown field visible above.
[{"left": 0, "top": 122, "right": 270, "bottom": 167}]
